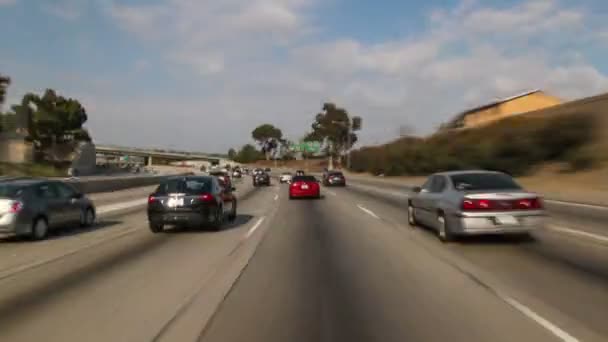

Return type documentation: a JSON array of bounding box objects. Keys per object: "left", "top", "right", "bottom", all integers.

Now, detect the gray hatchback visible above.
[
  {"left": 407, "top": 171, "right": 546, "bottom": 242},
  {"left": 0, "top": 179, "right": 96, "bottom": 240}
]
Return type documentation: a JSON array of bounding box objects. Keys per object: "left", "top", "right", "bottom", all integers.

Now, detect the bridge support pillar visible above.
[{"left": 146, "top": 156, "right": 153, "bottom": 166}]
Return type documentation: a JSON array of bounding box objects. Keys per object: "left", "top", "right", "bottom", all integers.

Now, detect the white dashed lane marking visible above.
[
  {"left": 356, "top": 204, "right": 380, "bottom": 219},
  {"left": 245, "top": 217, "right": 265, "bottom": 239}
]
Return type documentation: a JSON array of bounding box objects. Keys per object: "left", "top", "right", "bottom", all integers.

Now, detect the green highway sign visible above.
[{"left": 289, "top": 141, "right": 321, "bottom": 153}]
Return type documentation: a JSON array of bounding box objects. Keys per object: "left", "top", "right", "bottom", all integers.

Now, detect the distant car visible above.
[
  {"left": 209, "top": 170, "right": 232, "bottom": 188},
  {"left": 265, "top": 167, "right": 271, "bottom": 173},
  {"left": 295, "top": 170, "right": 305, "bottom": 176},
  {"left": 253, "top": 168, "right": 263, "bottom": 176},
  {"left": 232, "top": 170, "right": 242, "bottom": 178},
  {"left": 0, "top": 179, "right": 96, "bottom": 240},
  {"left": 279, "top": 172, "right": 293, "bottom": 184},
  {"left": 253, "top": 172, "right": 271, "bottom": 186},
  {"left": 147, "top": 176, "right": 237, "bottom": 232},
  {"left": 322, "top": 171, "right": 346, "bottom": 187},
  {"left": 407, "top": 170, "right": 546, "bottom": 242},
  {"left": 289, "top": 175, "right": 320, "bottom": 199}
]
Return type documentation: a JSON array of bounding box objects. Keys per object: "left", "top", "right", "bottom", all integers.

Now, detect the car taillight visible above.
[
  {"left": 148, "top": 195, "right": 157, "bottom": 204},
  {"left": 516, "top": 197, "right": 543, "bottom": 210},
  {"left": 462, "top": 199, "right": 495, "bottom": 210},
  {"left": 199, "top": 193, "right": 215, "bottom": 202},
  {"left": 9, "top": 200, "right": 23, "bottom": 213},
  {"left": 462, "top": 197, "right": 543, "bottom": 211}
]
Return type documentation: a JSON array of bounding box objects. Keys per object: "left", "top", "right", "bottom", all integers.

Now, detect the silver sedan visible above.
[{"left": 407, "top": 170, "right": 546, "bottom": 242}]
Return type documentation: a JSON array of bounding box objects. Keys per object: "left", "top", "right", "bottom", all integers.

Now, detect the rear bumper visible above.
[
  {"left": 148, "top": 210, "right": 216, "bottom": 226},
  {"left": 290, "top": 190, "right": 320, "bottom": 198},
  {"left": 0, "top": 214, "right": 32, "bottom": 237},
  {"left": 450, "top": 212, "right": 546, "bottom": 235}
]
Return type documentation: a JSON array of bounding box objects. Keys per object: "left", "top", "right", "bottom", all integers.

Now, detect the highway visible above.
[{"left": 0, "top": 177, "right": 607, "bottom": 342}]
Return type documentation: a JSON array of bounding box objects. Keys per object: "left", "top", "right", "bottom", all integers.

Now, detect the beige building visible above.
[
  {"left": 442, "top": 90, "right": 562, "bottom": 130},
  {"left": 0, "top": 133, "right": 34, "bottom": 163}
]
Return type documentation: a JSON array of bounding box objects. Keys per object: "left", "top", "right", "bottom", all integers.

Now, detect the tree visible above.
[
  {"left": 252, "top": 124, "right": 283, "bottom": 143},
  {"left": 251, "top": 124, "right": 283, "bottom": 160},
  {"left": 11, "top": 89, "right": 89, "bottom": 141},
  {"left": 234, "top": 144, "right": 263, "bottom": 163},
  {"left": 309, "top": 103, "right": 359, "bottom": 159},
  {"left": 8, "top": 89, "right": 91, "bottom": 161},
  {"left": 0, "top": 74, "right": 9, "bottom": 107},
  {"left": 228, "top": 148, "right": 237, "bottom": 160}
]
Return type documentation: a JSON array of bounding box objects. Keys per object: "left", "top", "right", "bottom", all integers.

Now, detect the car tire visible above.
[
  {"left": 437, "top": 213, "right": 455, "bottom": 243},
  {"left": 407, "top": 202, "right": 417, "bottom": 227},
  {"left": 228, "top": 201, "right": 237, "bottom": 221},
  {"left": 80, "top": 207, "right": 96, "bottom": 228},
  {"left": 211, "top": 206, "right": 224, "bottom": 231},
  {"left": 149, "top": 222, "right": 164, "bottom": 233},
  {"left": 31, "top": 217, "right": 49, "bottom": 240}
]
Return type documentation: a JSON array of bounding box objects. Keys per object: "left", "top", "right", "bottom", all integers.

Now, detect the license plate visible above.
[
  {"left": 301, "top": 184, "right": 309, "bottom": 189},
  {"left": 167, "top": 197, "right": 184, "bottom": 208},
  {"left": 495, "top": 215, "right": 518, "bottom": 225}
]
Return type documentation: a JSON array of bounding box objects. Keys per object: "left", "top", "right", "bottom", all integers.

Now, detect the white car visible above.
[{"left": 279, "top": 172, "right": 293, "bottom": 184}]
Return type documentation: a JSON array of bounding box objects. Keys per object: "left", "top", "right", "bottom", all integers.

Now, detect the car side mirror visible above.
[
  {"left": 231, "top": 187, "right": 236, "bottom": 192},
  {"left": 412, "top": 186, "right": 422, "bottom": 193}
]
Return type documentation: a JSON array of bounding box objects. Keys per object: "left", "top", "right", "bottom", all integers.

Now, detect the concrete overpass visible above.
[{"left": 95, "top": 145, "right": 228, "bottom": 166}]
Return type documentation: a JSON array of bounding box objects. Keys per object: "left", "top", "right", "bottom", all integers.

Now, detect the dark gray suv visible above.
[{"left": 0, "top": 179, "right": 96, "bottom": 240}]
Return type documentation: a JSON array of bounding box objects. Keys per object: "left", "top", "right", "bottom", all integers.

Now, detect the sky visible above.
[{"left": 2, "top": 0, "right": 608, "bottom": 153}]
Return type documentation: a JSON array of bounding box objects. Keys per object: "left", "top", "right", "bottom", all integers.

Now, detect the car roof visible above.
[
  {"left": 165, "top": 175, "right": 214, "bottom": 181},
  {"left": 433, "top": 170, "right": 506, "bottom": 177}
]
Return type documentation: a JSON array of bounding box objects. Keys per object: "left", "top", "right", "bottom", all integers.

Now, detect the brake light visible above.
[
  {"left": 9, "top": 201, "right": 23, "bottom": 213},
  {"left": 148, "top": 195, "right": 157, "bottom": 204},
  {"left": 199, "top": 193, "right": 215, "bottom": 202},
  {"left": 462, "top": 197, "right": 543, "bottom": 211},
  {"left": 516, "top": 197, "right": 543, "bottom": 209}
]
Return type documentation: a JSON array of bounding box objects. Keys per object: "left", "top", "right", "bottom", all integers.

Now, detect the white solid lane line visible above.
[
  {"left": 357, "top": 204, "right": 380, "bottom": 219},
  {"left": 544, "top": 199, "right": 608, "bottom": 211},
  {"left": 245, "top": 217, "right": 265, "bottom": 239},
  {"left": 547, "top": 224, "right": 608, "bottom": 244},
  {"left": 274, "top": 194, "right": 279, "bottom": 201},
  {"left": 501, "top": 295, "right": 579, "bottom": 342}
]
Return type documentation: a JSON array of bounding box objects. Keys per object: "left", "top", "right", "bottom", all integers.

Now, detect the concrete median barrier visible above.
[{"left": 65, "top": 173, "right": 194, "bottom": 194}]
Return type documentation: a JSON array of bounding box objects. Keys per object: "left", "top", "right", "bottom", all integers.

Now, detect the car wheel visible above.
[
  {"left": 437, "top": 213, "right": 455, "bottom": 242},
  {"left": 31, "top": 218, "right": 49, "bottom": 240},
  {"left": 229, "top": 201, "right": 237, "bottom": 221},
  {"left": 407, "top": 202, "right": 417, "bottom": 227},
  {"left": 80, "top": 207, "right": 96, "bottom": 227},
  {"left": 149, "top": 222, "right": 164, "bottom": 233},
  {"left": 211, "top": 206, "right": 224, "bottom": 231}
]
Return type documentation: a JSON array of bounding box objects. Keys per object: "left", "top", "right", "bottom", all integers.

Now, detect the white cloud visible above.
[
  {"left": 462, "top": 0, "right": 584, "bottom": 35},
  {"left": 13, "top": 0, "right": 606, "bottom": 151}
]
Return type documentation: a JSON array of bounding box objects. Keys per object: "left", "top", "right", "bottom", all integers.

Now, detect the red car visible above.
[{"left": 289, "top": 175, "right": 321, "bottom": 199}]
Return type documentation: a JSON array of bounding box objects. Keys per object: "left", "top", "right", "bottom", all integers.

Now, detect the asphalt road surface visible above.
[{"left": 0, "top": 179, "right": 607, "bottom": 342}]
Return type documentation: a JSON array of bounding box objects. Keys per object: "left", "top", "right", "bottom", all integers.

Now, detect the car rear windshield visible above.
[
  {"left": 157, "top": 178, "right": 212, "bottom": 194},
  {"left": 450, "top": 173, "right": 521, "bottom": 191},
  {"left": 0, "top": 184, "right": 25, "bottom": 198},
  {"left": 293, "top": 176, "right": 317, "bottom": 182}
]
